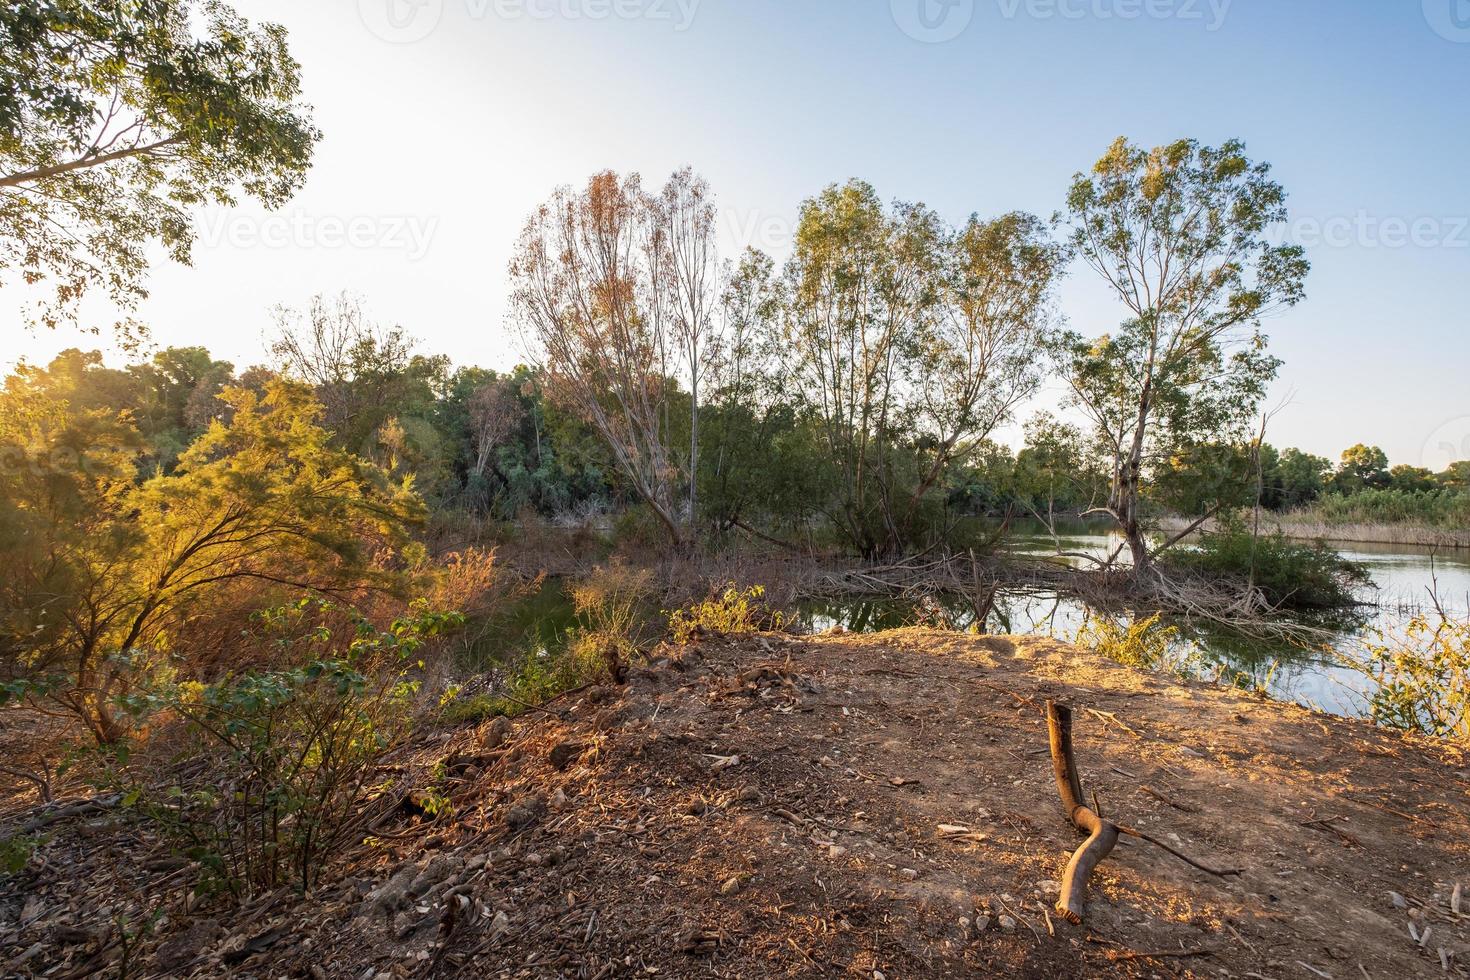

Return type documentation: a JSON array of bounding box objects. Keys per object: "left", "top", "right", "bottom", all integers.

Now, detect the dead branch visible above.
[{"left": 1046, "top": 701, "right": 1241, "bottom": 924}]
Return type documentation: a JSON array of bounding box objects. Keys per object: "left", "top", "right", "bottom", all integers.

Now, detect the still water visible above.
[{"left": 483, "top": 534, "right": 1470, "bottom": 722}]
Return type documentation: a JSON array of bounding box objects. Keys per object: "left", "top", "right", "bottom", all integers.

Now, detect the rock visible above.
[
  {"left": 367, "top": 863, "right": 423, "bottom": 913},
  {"left": 1036, "top": 880, "right": 1061, "bottom": 898},
  {"left": 998, "top": 915, "right": 1017, "bottom": 932},
  {"left": 974, "top": 915, "right": 992, "bottom": 933},
  {"left": 155, "top": 918, "right": 223, "bottom": 970},
  {"left": 828, "top": 845, "right": 848, "bottom": 860},
  {"left": 720, "top": 875, "right": 743, "bottom": 896},
  {"left": 489, "top": 910, "right": 511, "bottom": 935},
  {"left": 1390, "top": 891, "right": 1408, "bottom": 909},
  {"left": 482, "top": 715, "right": 511, "bottom": 749},
  {"left": 549, "top": 741, "right": 587, "bottom": 770},
  {"left": 736, "top": 785, "right": 761, "bottom": 803},
  {"left": 407, "top": 854, "right": 463, "bottom": 898},
  {"left": 900, "top": 868, "right": 919, "bottom": 881},
  {"left": 506, "top": 794, "right": 546, "bottom": 830}
]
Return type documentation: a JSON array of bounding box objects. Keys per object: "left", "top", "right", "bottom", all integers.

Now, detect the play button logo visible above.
[
  {"left": 1424, "top": 0, "right": 1470, "bottom": 42},
  {"left": 360, "top": 0, "right": 445, "bottom": 43}
]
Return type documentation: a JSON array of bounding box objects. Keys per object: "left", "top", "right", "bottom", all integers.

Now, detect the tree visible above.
[
  {"left": 510, "top": 170, "right": 711, "bottom": 550},
  {"left": 270, "top": 294, "right": 449, "bottom": 460},
  {"left": 0, "top": 378, "right": 422, "bottom": 743},
  {"left": 1270, "top": 447, "right": 1331, "bottom": 510},
  {"left": 1053, "top": 137, "right": 1309, "bottom": 571},
  {"left": 1389, "top": 464, "right": 1437, "bottom": 495},
  {"left": 1, "top": 0, "right": 319, "bottom": 334},
  {"left": 466, "top": 377, "right": 526, "bottom": 483},
  {"left": 1333, "top": 444, "right": 1391, "bottom": 493},
  {"left": 781, "top": 181, "right": 1059, "bottom": 556},
  {"left": 651, "top": 168, "right": 719, "bottom": 526}
]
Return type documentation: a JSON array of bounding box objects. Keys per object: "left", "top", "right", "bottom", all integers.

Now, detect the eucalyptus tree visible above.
[
  {"left": 782, "top": 181, "right": 1060, "bottom": 557},
  {"left": 1053, "top": 137, "right": 1309, "bottom": 571},
  {"left": 511, "top": 169, "right": 718, "bottom": 551},
  {"left": 0, "top": 0, "right": 319, "bottom": 335}
]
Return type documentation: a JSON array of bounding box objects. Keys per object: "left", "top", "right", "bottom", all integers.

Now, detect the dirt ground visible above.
[{"left": 2, "top": 627, "right": 1468, "bottom": 978}]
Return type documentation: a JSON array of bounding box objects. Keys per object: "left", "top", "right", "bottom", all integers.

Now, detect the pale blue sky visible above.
[{"left": 10, "top": 0, "right": 1469, "bottom": 468}]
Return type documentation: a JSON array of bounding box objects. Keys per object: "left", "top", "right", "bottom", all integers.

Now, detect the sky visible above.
[{"left": 7, "top": 0, "right": 1470, "bottom": 470}]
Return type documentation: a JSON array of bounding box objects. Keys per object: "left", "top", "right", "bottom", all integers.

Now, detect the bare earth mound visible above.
[{"left": 3, "top": 629, "right": 1468, "bottom": 978}]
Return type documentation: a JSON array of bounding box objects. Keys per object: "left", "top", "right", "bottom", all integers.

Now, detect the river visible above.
[{"left": 483, "top": 533, "right": 1470, "bottom": 723}]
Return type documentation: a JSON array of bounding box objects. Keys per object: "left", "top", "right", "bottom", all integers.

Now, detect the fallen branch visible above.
[{"left": 1046, "top": 701, "right": 1241, "bottom": 924}]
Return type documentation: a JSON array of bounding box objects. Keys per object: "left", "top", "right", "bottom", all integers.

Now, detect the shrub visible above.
[
  {"left": 442, "top": 562, "right": 654, "bottom": 722},
  {"left": 1294, "top": 489, "right": 1470, "bottom": 529},
  {"left": 1075, "top": 612, "right": 1195, "bottom": 676},
  {"left": 113, "top": 599, "right": 462, "bottom": 897},
  {"left": 568, "top": 560, "right": 655, "bottom": 677},
  {"left": 1167, "top": 522, "right": 1369, "bottom": 610},
  {"left": 1352, "top": 614, "right": 1468, "bottom": 742},
  {"left": 667, "top": 584, "right": 783, "bottom": 645}
]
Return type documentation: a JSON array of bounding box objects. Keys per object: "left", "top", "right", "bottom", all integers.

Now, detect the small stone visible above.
[
  {"left": 482, "top": 715, "right": 511, "bottom": 748},
  {"left": 1389, "top": 891, "right": 1408, "bottom": 909},
  {"left": 1037, "top": 880, "right": 1061, "bottom": 897},
  {"left": 155, "top": 919, "right": 222, "bottom": 970},
  {"left": 720, "top": 876, "right": 743, "bottom": 896},
  {"left": 900, "top": 868, "right": 919, "bottom": 880},
  {"left": 506, "top": 794, "right": 546, "bottom": 830},
  {"left": 736, "top": 786, "right": 760, "bottom": 803},
  {"left": 828, "top": 845, "right": 848, "bottom": 860},
  {"left": 999, "top": 915, "right": 1017, "bottom": 932},
  {"left": 974, "top": 915, "right": 992, "bottom": 933},
  {"left": 549, "top": 741, "right": 587, "bottom": 770},
  {"left": 489, "top": 910, "right": 510, "bottom": 934}
]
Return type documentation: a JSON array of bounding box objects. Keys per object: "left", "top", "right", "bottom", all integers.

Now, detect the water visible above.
[{"left": 476, "top": 534, "right": 1470, "bottom": 722}]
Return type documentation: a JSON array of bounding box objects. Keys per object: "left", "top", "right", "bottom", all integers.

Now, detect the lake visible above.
[{"left": 480, "top": 532, "right": 1470, "bottom": 723}]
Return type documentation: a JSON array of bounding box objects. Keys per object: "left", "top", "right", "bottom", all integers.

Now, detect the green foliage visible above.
[
  {"left": 0, "top": 372, "right": 424, "bottom": 743},
  {"left": 0, "top": 834, "right": 40, "bottom": 876},
  {"left": 1353, "top": 614, "right": 1469, "bottom": 742},
  {"left": 780, "top": 180, "right": 1062, "bottom": 557},
  {"left": 1, "top": 0, "right": 319, "bottom": 334},
  {"left": 1055, "top": 136, "right": 1308, "bottom": 568},
  {"left": 1076, "top": 612, "right": 1195, "bottom": 676},
  {"left": 113, "top": 600, "right": 461, "bottom": 897},
  {"left": 667, "top": 584, "right": 783, "bottom": 645},
  {"left": 1296, "top": 488, "right": 1470, "bottom": 529},
  {"left": 1169, "top": 522, "right": 1370, "bottom": 610},
  {"left": 1332, "top": 444, "right": 1391, "bottom": 494}
]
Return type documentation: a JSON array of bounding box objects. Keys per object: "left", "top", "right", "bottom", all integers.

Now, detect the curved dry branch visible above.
[{"left": 1046, "top": 701, "right": 1241, "bottom": 925}]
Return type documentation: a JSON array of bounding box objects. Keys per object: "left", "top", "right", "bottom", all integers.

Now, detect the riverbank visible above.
[
  {"left": 1159, "top": 515, "right": 1470, "bottom": 549},
  {"left": 4, "top": 629, "right": 1465, "bottom": 977}
]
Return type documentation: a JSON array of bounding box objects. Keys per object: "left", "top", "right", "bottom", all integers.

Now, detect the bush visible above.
[
  {"left": 442, "top": 562, "right": 654, "bottom": 722},
  {"left": 1295, "top": 489, "right": 1470, "bottom": 529},
  {"left": 1075, "top": 612, "right": 1195, "bottom": 676},
  {"left": 1352, "top": 613, "right": 1468, "bottom": 742},
  {"left": 113, "top": 599, "right": 462, "bottom": 898},
  {"left": 667, "top": 584, "right": 783, "bottom": 645},
  {"left": 1168, "top": 522, "right": 1369, "bottom": 610}
]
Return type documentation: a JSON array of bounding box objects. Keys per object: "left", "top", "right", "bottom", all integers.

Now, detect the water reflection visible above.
[{"left": 474, "top": 534, "right": 1470, "bottom": 723}]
